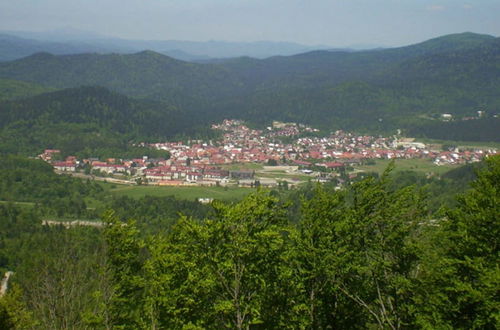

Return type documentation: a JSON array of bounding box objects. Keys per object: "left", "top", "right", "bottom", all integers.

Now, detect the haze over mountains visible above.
[{"left": 0, "top": 28, "right": 338, "bottom": 61}]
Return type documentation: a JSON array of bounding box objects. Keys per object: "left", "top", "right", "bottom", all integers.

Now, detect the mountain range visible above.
[
  {"left": 0, "top": 29, "right": 335, "bottom": 61},
  {"left": 0, "top": 32, "right": 498, "bottom": 151}
]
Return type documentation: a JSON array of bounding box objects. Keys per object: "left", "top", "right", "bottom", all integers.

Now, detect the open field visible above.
[
  {"left": 354, "top": 158, "right": 460, "bottom": 176},
  {"left": 415, "top": 138, "right": 500, "bottom": 149},
  {"left": 102, "top": 183, "right": 254, "bottom": 201}
]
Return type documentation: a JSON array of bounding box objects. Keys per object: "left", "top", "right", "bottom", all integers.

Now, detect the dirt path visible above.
[
  {"left": 55, "top": 171, "right": 136, "bottom": 185},
  {"left": 0, "top": 271, "right": 13, "bottom": 297},
  {"left": 42, "top": 220, "right": 104, "bottom": 228}
]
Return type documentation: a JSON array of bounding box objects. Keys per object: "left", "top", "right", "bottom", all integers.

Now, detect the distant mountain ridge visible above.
[
  {"left": 0, "top": 34, "right": 112, "bottom": 62},
  {"left": 0, "top": 30, "right": 334, "bottom": 61},
  {"left": 0, "top": 32, "right": 498, "bottom": 141}
]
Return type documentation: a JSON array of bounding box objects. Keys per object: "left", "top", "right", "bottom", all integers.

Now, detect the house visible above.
[
  {"left": 186, "top": 172, "right": 203, "bottom": 182},
  {"left": 93, "top": 164, "right": 127, "bottom": 174},
  {"left": 293, "top": 160, "right": 312, "bottom": 167},
  {"left": 40, "top": 149, "right": 61, "bottom": 161},
  {"left": 203, "top": 169, "right": 229, "bottom": 179},
  {"left": 321, "top": 162, "right": 345, "bottom": 170},
  {"left": 53, "top": 161, "right": 76, "bottom": 172}
]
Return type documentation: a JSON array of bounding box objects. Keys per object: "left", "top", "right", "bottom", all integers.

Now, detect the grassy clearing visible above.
[
  {"left": 102, "top": 183, "right": 253, "bottom": 201},
  {"left": 354, "top": 159, "right": 459, "bottom": 176},
  {"left": 415, "top": 138, "right": 500, "bottom": 149}
]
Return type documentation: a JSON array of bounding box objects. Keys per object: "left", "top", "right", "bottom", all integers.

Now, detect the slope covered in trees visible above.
[
  {"left": 1, "top": 155, "right": 497, "bottom": 329},
  {"left": 0, "top": 86, "right": 217, "bottom": 156},
  {"left": 0, "top": 33, "right": 498, "bottom": 140},
  {"left": 0, "top": 78, "right": 54, "bottom": 101},
  {"left": 0, "top": 51, "right": 242, "bottom": 109}
]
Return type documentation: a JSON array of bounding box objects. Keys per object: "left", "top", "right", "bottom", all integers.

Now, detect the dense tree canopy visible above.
[{"left": 0, "top": 154, "right": 498, "bottom": 328}]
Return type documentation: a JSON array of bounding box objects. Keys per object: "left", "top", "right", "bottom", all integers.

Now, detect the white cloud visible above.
[{"left": 426, "top": 5, "right": 445, "bottom": 12}]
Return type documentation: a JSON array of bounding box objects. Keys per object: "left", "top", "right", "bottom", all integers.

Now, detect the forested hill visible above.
[
  {"left": 0, "top": 51, "right": 242, "bottom": 108},
  {"left": 0, "top": 78, "right": 55, "bottom": 101},
  {"left": 218, "top": 32, "right": 498, "bottom": 87},
  {"left": 0, "top": 86, "right": 213, "bottom": 156},
  {"left": 0, "top": 33, "right": 499, "bottom": 139},
  {"left": 1, "top": 33, "right": 496, "bottom": 96}
]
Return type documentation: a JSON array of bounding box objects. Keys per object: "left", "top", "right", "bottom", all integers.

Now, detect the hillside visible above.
[
  {"left": 0, "top": 78, "right": 55, "bottom": 101},
  {"left": 0, "top": 86, "right": 212, "bottom": 156},
  {"left": 0, "top": 51, "right": 242, "bottom": 109},
  {"left": 217, "top": 32, "right": 498, "bottom": 89},
  {"left": 0, "top": 33, "right": 499, "bottom": 140}
]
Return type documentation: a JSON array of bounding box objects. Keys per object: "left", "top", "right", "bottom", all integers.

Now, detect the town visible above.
[{"left": 41, "top": 119, "right": 498, "bottom": 188}]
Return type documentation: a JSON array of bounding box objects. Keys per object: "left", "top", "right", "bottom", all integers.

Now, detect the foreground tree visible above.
[
  {"left": 191, "top": 192, "right": 292, "bottom": 329},
  {"left": 0, "top": 284, "right": 37, "bottom": 329},
  {"left": 419, "top": 156, "right": 499, "bottom": 329},
  {"left": 290, "top": 185, "right": 364, "bottom": 328},
  {"left": 103, "top": 192, "right": 294, "bottom": 329},
  {"left": 335, "top": 166, "right": 428, "bottom": 329}
]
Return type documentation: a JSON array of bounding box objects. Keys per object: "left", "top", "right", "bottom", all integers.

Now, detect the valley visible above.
[
  {"left": 38, "top": 118, "right": 497, "bottom": 190},
  {"left": 0, "top": 25, "right": 498, "bottom": 329}
]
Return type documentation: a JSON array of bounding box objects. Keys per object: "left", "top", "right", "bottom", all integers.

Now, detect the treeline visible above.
[{"left": 1, "top": 156, "right": 498, "bottom": 329}]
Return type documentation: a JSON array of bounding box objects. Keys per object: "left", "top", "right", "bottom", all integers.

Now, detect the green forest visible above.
[
  {"left": 0, "top": 155, "right": 498, "bottom": 329},
  {"left": 0, "top": 86, "right": 218, "bottom": 157},
  {"left": 0, "top": 32, "right": 499, "bottom": 141}
]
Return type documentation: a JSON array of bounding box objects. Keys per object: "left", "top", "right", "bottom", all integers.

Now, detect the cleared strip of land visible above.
[
  {"left": 1, "top": 271, "right": 14, "bottom": 297},
  {"left": 42, "top": 219, "right": 104, "bottom": 228}
]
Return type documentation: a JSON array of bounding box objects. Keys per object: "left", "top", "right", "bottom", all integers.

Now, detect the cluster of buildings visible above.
[
  {"left": 150, "top": 119, "right": 497, "bottom": 167},
  {"left": 38, "top": 148, "right": 254, "bottom": 186},
  {"left": 41, "top": 149, "right": 151, "bottom": 176},
  {"left": 39, "top": 119, "right": 498, "bottom": 186}
]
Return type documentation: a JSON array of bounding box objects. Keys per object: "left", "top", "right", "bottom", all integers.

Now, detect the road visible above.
[
  {"left": 42, "top": 220, "right": 104, "bottom": 228},
  {"left": 0, "top": 271, "right": 13, "bottom": 297},
  {"left": 55, "top": 171, "right": 136, "bottom": 185}
]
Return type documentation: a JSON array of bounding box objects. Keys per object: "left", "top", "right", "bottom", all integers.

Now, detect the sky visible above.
[{"left": 1, "top": 0, "right": 500, "bottom": 47}]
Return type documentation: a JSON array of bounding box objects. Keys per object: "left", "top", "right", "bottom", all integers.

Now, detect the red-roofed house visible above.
[{"left": 53, "top": 161, "right": 76, "bottom": 172}]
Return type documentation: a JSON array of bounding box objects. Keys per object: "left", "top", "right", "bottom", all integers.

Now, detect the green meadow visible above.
[
  {"left": 354, "top": 158, "right": 459, "bottom": 176},
  {"left": 101, "top": 183, "right": 253, "bottom": 201}
]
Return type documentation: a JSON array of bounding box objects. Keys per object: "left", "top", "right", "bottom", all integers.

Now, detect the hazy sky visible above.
[{"left": 1, "top": 0, "right": 499, "bottom": 46}]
